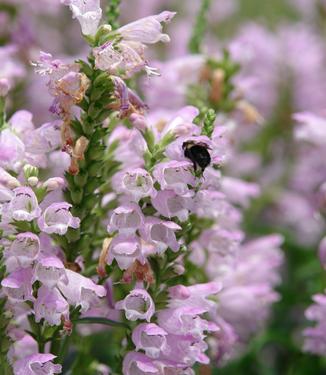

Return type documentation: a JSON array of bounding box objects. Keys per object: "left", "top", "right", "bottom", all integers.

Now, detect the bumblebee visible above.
[{"left": 182, "top": 140, "right": 211, "bottom": 172}]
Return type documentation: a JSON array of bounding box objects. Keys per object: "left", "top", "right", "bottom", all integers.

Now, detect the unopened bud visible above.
[
  {"left": 23, "top": 164, "right": 39, "bottom": 179},
  {"left": 27, "top": 176, "right": 39, "bottom": 186},
  {"left": 129, "top": 113, "right": 147, "bottom": 132},
  {"left": 0, "top": 169, "right": 20, "bottom": 189},
  {"left": 0, "top": 78, "right": 10, "bottom": 97},
  {"left": 43, "top": 177, "right": 65, "bottom": 192},
  {"left": 173, "top": 264, "right": 185, "bottom": 275}
]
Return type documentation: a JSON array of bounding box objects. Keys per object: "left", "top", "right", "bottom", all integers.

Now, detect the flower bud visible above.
[
  {"left": 43, "top": 177, "right": 65, "bottom": 192},
  {"left": 27, "top": 176, "right": 39, "bottom": 187},
  {"left": 0, "top": 168, "right": 20, "bottom": 188},
  {"left": 130, "top": 113, "right": 147, "bottom": 132},
  {"left": 23, "top": 164, "right": 39, "bottom": 179},
  {"left": 173, "top": 264, "right": 185, "bottom": 275}
]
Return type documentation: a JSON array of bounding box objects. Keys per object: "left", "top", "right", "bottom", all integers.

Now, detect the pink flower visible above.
[
  {"left": 13, "top": 353, "right": 61, "bottom": 375},
  {"left": 0, "top": 167, "right": 20, "bottom": 189},
  {"left": 61, "top": 0, "right": 102, "bottom": 36},
  {"left": 294, "top": 112, "right": 326, "bottom": 146},
  {"left": 33, "top": 256, "right": 68, "bottom": 288},
  {"left": 58, "top": 269, "right": 106, "bottom": 312},
  {"left": 9, "top": 232, "right": 40, "bottom": 268},
  {"left": 106, "top": 235, "right": 145, "bottom": 270},
  {"left": 159, "top": 106, "right": 200, "bottom": 138},
  {"left": 116, "top": 289, "right": 155, "bottom": 322},
  {"left": 152, "top": 160, "right": 195, "bottom": 196},
  {"left": 117, "top": 11, "right": 176, "bottom": 44},
  {"left": 168, "top": 282, "right": 222, "bottom": 312},
  {"left": 140, "top": 217, "right": 181, "bottom": 253},
  {"left": 122, "top": 352, "right": 159, "bottom": 375},
  {"left": 151, "top": 190, "right": 191, "bottom": 222},
  {"left": 34, "top": 286, "right": 69, "bottom": 326},
  {"left": 199, "top": 228, "right": 243, "bottom": 261},
  {"left": 220, "top": 177, "right": 261, "bottom": 208},
  {"left": 132, "top": 323, "right": 168, "bottom": 358},
  {"left": 94, "top": 11, "right": 175, "bottom": 76},
  {"left": 0, "top": 129, "right": 25, "bottom": 172},
  {"left": 25, "top": 121, "right": 62, "bottom": 154},
  {"left": 217, "top": 285, "right": 279, "bottom": 340},
  {"left": 164, "top": 334, "right": 209, "bottom": 366},
  {"left": 158, "top": 306, "right": 218, "bottom": 338},
  {"left": 42, "top": 177, "right": 65, "bottom": 192},
  {"left": 7, "top": 332, "right": 38, "bottom": 365},
  {"left": 303, "top": 292, "right": 326, "bottom": 355},
  {"left": 1, "top": 267, "right": 34, "bottom": 301},
  {"left": 38, "top": 202, "right": 80, "bottom": 235},
  {"left": 120, "top": 168, "right": 155, "bottom": 202},
  {"left": 107, "top": 203, "right": 144, "bottom": 235},
  {"left": 7, "top": 187, "right": 41, "bottom": 222}
]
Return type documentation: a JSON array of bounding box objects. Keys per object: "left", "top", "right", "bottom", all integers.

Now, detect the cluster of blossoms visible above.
[
  {"left": 101, "top": 80, "right": 283, "bottom": 370},
  {"left": 133, "top": 0, "right": 326, "bottom": 361},
  {"left": 0, "top": 118, "right": 107, "bottom": 373},
  {"left": 0, "top": 1, "right": 284, "bottom": 374},
  {"left": 292, "top": 112, "right": 326, "bottom": 355}
]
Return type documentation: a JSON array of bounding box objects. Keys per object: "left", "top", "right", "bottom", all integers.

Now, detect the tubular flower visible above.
[{"left": 94, "top": 11, "right": 176, "bottom": 77}]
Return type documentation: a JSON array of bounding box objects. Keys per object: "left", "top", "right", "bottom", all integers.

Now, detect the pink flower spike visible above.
[
  {"left": 38, "top": 202, "right": 80, "bottom": 235},
  {"left": 116, "top": 289, "right": 155, "bottom": 322},
  {"left": 13, "top": 353, "right": 61, "bottom": 375}
]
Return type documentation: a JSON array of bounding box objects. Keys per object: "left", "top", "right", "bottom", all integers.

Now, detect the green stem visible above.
[
  {"left": 188, "top": 0, "right": 212, "bottom": 54},
  {"left": 106, "top": 0, "right": 121, "bottom": 30},
  {"left": 57, "top": 335, "right": 71, "bottom": 364},
  {"left": 60, "top": 61, "right": 114, "bottom": 263}
]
